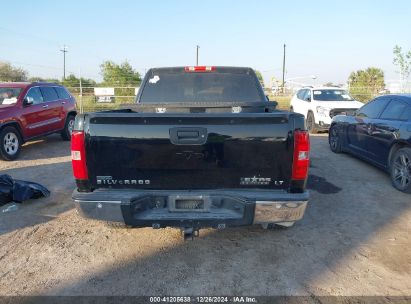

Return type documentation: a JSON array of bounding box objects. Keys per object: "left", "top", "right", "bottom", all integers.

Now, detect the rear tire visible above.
[
  {"left": 61, "top": 115, "right": 75, "bottom": 141},
  {"left": 306, "top": 112, "right": 318, "bottom": 134},
  {"left": 390, "top": 148, "right": 411, "bottom": 193},
  {"left": 0, "top": 126, "right": 22, "bottom": 161},
  {"left": 329, "top": 125, "right": 342, "bottom": 153}
]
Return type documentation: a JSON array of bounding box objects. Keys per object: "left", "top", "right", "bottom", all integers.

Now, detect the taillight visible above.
[
  {"left": 185, "top": 66, "right": 216, "bottom": 72},
  {"left": 292, "top": 130, "right": 310, "bottom": 180},
  {"left": 71, "top": 131, "right": 88, "bottom": 180}
]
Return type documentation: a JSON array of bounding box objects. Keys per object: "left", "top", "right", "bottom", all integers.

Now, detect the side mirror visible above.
[
  {"left": 355, "top": 110, "right": 365, "bottom": 117},
  {"left": 305, "top": 96, "right": 311, "bottom": 102},
  {"left": 24, "top": 96, "right": 34, "bottom": 106}
]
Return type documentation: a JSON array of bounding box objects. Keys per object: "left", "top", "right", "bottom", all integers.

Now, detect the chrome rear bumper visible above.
[
  {"left": 73, "top": 189, "right": 309, "bottom": 229},
  {"left": 254, "top": 201, "right": 308, "bottom": 226}
]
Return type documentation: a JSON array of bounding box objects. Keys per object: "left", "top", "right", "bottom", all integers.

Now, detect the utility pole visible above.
[
  {"left": 282, "top": 43, "right": 286, "bottom": 94},
  {"left": 196, "top": 45, "right": 200, "bottom": 66},
  {"left": 60, "top": 45, "right": 68, "bottom": 80}
]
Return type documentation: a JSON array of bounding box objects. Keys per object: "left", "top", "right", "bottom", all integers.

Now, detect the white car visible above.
[{"left": 290, "top": 87, "right": 363, "bottom": 133}]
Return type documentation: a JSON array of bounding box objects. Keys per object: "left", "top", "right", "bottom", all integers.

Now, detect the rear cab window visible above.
[{"left": 139, "top": 67, "right": 265, "bottom": 103}]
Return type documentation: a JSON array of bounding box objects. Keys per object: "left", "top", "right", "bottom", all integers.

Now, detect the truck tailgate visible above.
[{"left": 84, "top": 112, "right": 294, "bottom": 191}]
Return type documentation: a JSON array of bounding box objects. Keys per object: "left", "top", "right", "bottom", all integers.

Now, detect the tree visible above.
[
  {"left": 393, "top": 45, "right": 411, "bottom": 92},
  {"left": 46, "top": 78, "right": 62, "bottom": 84},
  {"left": 28, "top": 77, "right": 63, "bottom": 84},
  {"left": 348, "top": 67, "right": 385, "bottom": 102},
  {"left": 254, "top": 70, "right": 264, "bottom": 87},
  {"left": 28, "top": 76, "right": 47, "bottom": 82},
  {"left": 100, "top": 60, "right": 141, "bottom": 87},
  {"left": 81, "top": 78, "right": 97, "bottom": 88},
  {"left": 61, "top": 74, "right": 79, "bottom": 88},
  {"left": 0, "top": 62, "right": 27, "bottom": 82},
  {"left": 60, "top": 74, "right": 95, "bottom": 88},
  {"left": 59, "top": 74, "right": 96, "bottom": 96},
  {"left": 100, "top": 61, "right": 141, "bottom": 103}
]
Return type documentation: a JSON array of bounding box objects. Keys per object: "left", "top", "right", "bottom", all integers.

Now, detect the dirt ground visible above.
[{"left": 0, "top": 134, "right": 410, "bottom": 297}]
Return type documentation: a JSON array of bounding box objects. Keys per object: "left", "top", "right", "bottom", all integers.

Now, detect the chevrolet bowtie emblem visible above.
[{"left": 176, "top": 151, "right": 204, "bottom": 160}]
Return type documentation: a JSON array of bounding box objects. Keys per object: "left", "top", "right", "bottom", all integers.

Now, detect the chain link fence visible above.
[
  {"left": 67, "top": 85, "right": 411, "bottom": 113},
  {"left": 65, "top": 87, "right": 137, "bottom": 113}
]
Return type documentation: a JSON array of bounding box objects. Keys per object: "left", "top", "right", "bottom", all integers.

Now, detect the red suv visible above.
[{"left": 0, "top": 82, "right": 77, "bottom": 160}]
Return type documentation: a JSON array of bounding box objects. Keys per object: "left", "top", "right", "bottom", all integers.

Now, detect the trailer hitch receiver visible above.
[{"left": 181, "top": 227, "right": 199, "bottom": 241}]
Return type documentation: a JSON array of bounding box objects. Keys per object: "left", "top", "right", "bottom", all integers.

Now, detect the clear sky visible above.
[{"left": 1, "top": 0, "right": 410, "bottom": 86}]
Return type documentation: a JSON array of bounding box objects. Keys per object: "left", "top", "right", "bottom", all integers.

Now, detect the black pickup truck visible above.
[{"left": 71, "top": 66, "right": 310, "bottom": 239}]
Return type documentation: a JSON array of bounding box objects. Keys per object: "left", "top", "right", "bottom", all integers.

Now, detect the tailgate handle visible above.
[
  {"left": 170, "top": 127, "right": 208, "bottom": 145},
  {"left": 177, "top": 131, "right": 199, "bottom": 139}
]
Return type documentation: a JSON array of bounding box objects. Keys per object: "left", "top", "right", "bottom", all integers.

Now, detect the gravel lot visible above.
[{"left": 0, "top": 134, "right": 410, "bottom": 297}]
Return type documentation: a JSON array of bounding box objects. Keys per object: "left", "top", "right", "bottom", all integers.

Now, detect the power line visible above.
[
  {"left": 0, "top": 59, "right": 69, "bottom": 72},
  {"left": 0, "top": 26, "right": 107, "bottom": 64},
  {"left": 0, "top": 26, "right": 61, "bottom": 45},
  {"left": 0, "top": 42, "right": 58, "bottom": 56}
]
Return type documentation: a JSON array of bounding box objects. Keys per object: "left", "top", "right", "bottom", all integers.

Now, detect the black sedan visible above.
[{"left": 329, "top": 94, "right": 411, "bottom": 193}]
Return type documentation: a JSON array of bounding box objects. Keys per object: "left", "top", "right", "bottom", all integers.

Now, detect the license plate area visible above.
[
  {"left": 168, "top": 195, "right": 210, "bottom": 212},
  {"left": 176, "top": 199, "right": 204, "bottom": 210}
]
